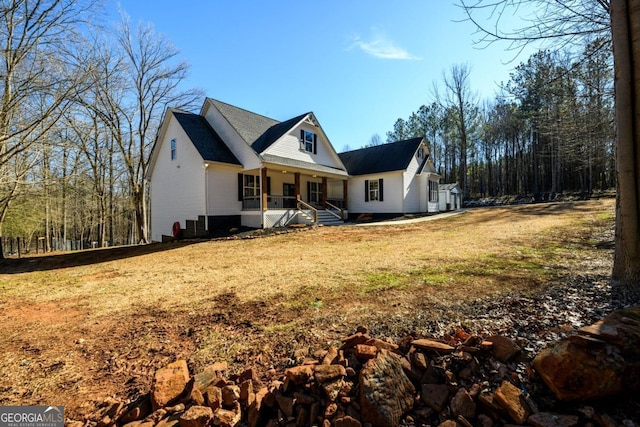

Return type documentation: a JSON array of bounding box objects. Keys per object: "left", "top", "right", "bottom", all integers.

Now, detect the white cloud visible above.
[{"left": 348, "top": 29, "right": 421, "bottom": 60}]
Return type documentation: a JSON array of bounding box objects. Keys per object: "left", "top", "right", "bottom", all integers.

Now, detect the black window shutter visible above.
[
  {"left": 379, "top": 179, "right": 384, "bottom": 201},
  {"left": 313, "top": 133, "right": 317, "bottom": 154},
  {"left": 238, "top": 173, "right": 243, "bottom": 201},
  {"left": 364, "top": 180, "right": 369, "bottom": 202},
  {"left": 307, "top": 181, "right": 311, "bottom": 202},
  {"left": 267, "top": 177, "right": 271, "bottom": 195},
  {"left": 300, "top": 129, "right": 304, "bottom": 148}
]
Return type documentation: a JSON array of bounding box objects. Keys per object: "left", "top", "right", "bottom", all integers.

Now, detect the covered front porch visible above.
[{"left": 239, "top": 162, "right": 349, "bottom": 228}]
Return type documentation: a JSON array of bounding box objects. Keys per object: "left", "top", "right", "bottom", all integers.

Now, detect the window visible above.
[
  {"left": 429, "top": 180, "right": 439, "bottom": 202},
  {"left": 300, "top": 130, "right": 317, "bottom": 154},
  {"left": 365, "top": 179, "right": 384, "bottom": 202},
  {"left": 416, "top": 147, "right": 424, "bottom": 159},
  {"left": 369, "top": 180, "right": 379, "bottom": 201},
  {"left": 170, "top": 139, "right": 177, "bottom": 160},
  {"left": 244, "top": 175, "right": 260, "bottom": 197}
]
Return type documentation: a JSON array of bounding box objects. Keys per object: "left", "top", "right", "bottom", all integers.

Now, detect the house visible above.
[
  {"left": 147, "top": 98, "right": 444, "bottom": 242},
  {"left": 147, "top": 98, "right": 349, "bottom": 242},
  {"left": 439, "top": 183, "right": 463, "bottom": 211},
  {"left": 338, "top": 138, "right": 441, "bottom": 220}
]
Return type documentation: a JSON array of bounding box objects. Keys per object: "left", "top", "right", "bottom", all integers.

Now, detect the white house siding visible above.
[
  {"left": 263, "top": 122, "right": 344, "bottom": 170},
  {"left": 347, "top": 172, "right": 404, "bottom": 214},
  {"left": 201, "top": 102, "right": 262, "bottom": 170},
  {"left": 150, "top": 116, "right": 205, "bottom": 242},
  {"left": 403, "top": 170, "right": 421, "bottom": 213},
  {"left": 402, "top": 150, "right": 425, "bottom": 213},
  {"left": 206, "top": 164, "right": 242, "bottom": 215}
]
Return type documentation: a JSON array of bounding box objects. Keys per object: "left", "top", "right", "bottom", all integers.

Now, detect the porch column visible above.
[
  {"left": 343, "top": 180, "right": 348, "bottom": 210},
  {"left": 321, "top": 177, "right": 327, "bottom": 209},
  {"left": 294, "top": 172, "right": 301, "bottom": 201},
  {"left": 261, "top": 168, "right": 268, "bottom": 211}
]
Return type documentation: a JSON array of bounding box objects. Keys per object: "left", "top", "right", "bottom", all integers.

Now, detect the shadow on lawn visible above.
[{"left": 0, "top": 241, "right": 198, "bottom": 274}]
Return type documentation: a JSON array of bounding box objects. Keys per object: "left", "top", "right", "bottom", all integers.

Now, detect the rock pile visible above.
[{"left": 73, "top": 318, "right": 638, "bottom": 427}]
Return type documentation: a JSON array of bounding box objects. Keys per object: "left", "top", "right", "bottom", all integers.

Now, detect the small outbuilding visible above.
[{"left": 439, "top": 183, "right": 462, "bottom": 211}]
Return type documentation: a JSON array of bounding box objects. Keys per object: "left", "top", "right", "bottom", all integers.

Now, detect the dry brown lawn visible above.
[{"left": 0, "top": 199, "right": 615, "bottom": 417}]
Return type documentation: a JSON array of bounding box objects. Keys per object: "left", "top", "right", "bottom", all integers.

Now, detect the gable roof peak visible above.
[{"left": 338, "top": 137, "right": 426, "bottom": 176}]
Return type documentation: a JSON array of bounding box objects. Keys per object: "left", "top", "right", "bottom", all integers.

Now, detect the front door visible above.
[
  {"left": 308, "top": 182, "right": 322, "bottom": 206},
  {"left": 283, "top": 183, "right": 296, "bottom": 208}
]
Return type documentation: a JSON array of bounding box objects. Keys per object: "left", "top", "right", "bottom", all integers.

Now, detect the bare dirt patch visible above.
[{"left": 0, "top": 199, "right": 628, "bottom": 419}]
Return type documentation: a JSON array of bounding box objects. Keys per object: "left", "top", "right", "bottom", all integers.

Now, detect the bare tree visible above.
[
  {"left": 441, "top": 64, "right": 478, "bottom": 198},
  {"left": 113, "top": 16, "right": 202, "bottom": 243},
  {"left": 0, "top": 0, "right": 96, "bottom": 258},
  {"left": 368, "top": 133, "right": 383, "bottom": 146}
]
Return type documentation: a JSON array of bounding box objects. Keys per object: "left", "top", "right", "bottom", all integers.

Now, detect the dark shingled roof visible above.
[
  {"left": 338, "top": 137, "right": 424, "bottom": 175},
  {"left": 207, "top": 98, "right": 279, "bottom": 146},
  {"left": 173, "top": 111, "right": 241, "bottom": 165},
  {"left": 251, "top": 113, "right": 309, "bottom": 153}
]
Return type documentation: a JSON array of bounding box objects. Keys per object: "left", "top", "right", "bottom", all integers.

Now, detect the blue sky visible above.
[{"left": 108, "top": 1, "right": 539, "bottom": 152}]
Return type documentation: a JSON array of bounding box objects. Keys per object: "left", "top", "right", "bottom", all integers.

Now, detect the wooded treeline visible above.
[
  {"left": 0, "top": 0, "right": 201, "bottom": 257},
  {"left": 385, "top": 39, "right": 614, "bottom": 199}
]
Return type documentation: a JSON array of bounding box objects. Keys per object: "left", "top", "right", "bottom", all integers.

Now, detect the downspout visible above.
[
  {"left": 260, "top": 167, "right": 264, "bottom": 228},
  {"left": 204, "top": 163, "right": 209, "bottom": 233}
]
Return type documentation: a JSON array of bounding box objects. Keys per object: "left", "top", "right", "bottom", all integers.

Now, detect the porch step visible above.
[{"left": 316, "top": 210, "right": 343, "bottom": 226}]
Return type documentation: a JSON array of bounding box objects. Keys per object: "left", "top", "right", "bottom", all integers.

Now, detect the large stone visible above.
[
  {"left": 314, "top": 364, "right": 346, "bottom": 383},
  {"left": 493, "top": 381, "right": 530, "bottom": 425},
  {"left": 421, "top": 384, "right": 449, "bottom": 412},
  {"left": 178, "top": 406, "right": 212, "bottom": 427},
  {"left": 193, "top": 362, "right": 228, "bottom": 391},
  {"left": 222, "top": 385, "right": 240, "bottom": 407},
  {"left": 411, "top": 339, "right": 455, "bottom": 354},
  {"left": 484, "top": 336, "right": 521, "bottom": 363},
  {"left": 212, "top": 408, "right": 241, "bottom": 427},
  {"left": 285, "top": 365, "right": 314, "bottom": 385},
  {"left": 533, "top": 307, "right": 640, "bottom": 401},
  {"left": 450, "top": 388, "right": 476, "bottom": 419},
  {"left": 360, "top": 350, "right": 415, "bottom": 427},
  {"left": 528, "top": 412, "right": 580, "bottom": 427},
  {"left": 151, "top": 360, "right": 190, "bottom": 410},
  {"left": 203, "top": 386, "right": 222, "bottom": 411}
]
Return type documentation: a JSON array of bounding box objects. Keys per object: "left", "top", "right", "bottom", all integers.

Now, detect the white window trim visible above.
[{"left": 369, "top": 179, "right": 380, "bottom": 201}]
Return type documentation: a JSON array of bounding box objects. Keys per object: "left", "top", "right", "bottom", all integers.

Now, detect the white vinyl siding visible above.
[
  {"left": 150, "top": 116, "right": 206, "bottom": 242},
  {"left": 347, "top": 173, "right": 403, "bottom": 214},
  {"left": 207, "top": 165, "right": 242, "bottom": 215},
  {"left": 263, "top": 123, "right": 344, "bottom": 170},
  {"left": 403, "top": 150, "right": 423, "bottom": 213}
]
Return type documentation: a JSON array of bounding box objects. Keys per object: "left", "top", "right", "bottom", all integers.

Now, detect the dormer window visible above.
[
  {"left": 300, "top": 130, "right": 317, "bottom": 154},
  {"left": 417, "top": 147, "right": 424, "bottom": 159}
]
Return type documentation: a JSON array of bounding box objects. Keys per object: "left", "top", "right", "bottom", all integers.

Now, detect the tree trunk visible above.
[{"left": 611, "top": 0, "right": 640, "bottom": 287}]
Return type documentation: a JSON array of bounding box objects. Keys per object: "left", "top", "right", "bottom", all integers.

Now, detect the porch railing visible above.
[
  {"left": 242, "top": 195, "right": 298, "bottom": 211},
  {"left": 296, "top": 198, "right": 318, "bottom": 223},
  {"left": 326, "top": 198, "right": 345, "bottom": 209},
  {"left": 325, "top": 200, "right": 344, "bottom": 220},
  {"left": 242, "top": 196, "right": 260, "bottom": 211}
]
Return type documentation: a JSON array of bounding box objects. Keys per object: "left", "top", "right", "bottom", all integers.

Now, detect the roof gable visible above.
[
  {"left": 339, "top": 137, "right": 424, "bottom": 176},
  {"left": 173, "top": 111, "right": 241, "bottom": 165},
  {"left": 206, "top": 98, "right": 278, "bottom": 146},
  {"left": 251, "top": 112, "right": 309, "bottom": 153}
]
